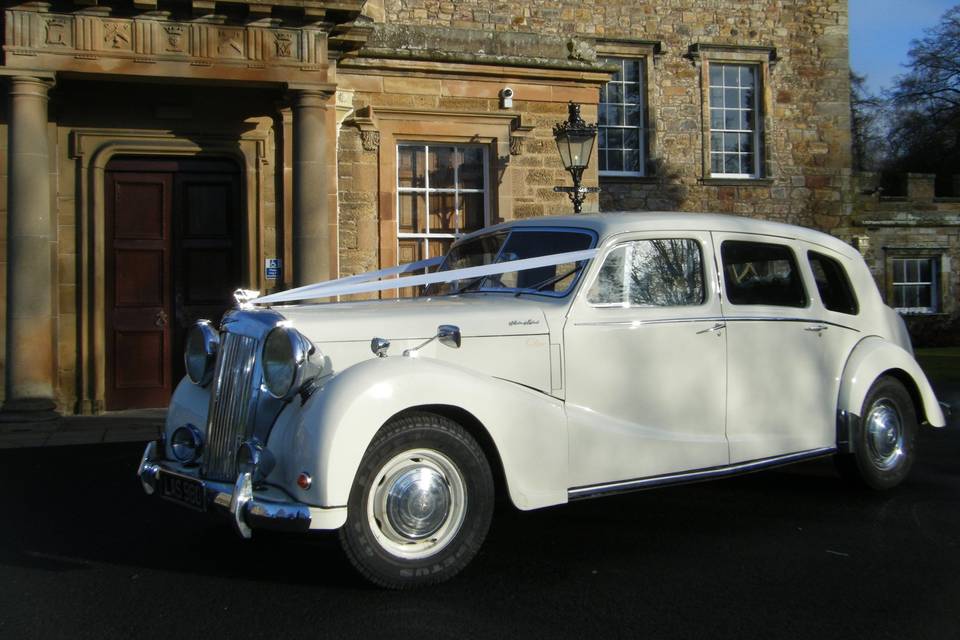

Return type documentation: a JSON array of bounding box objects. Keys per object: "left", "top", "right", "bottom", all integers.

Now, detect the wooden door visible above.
[
  {"left": 105, "top": 170, "right": 174, "bottom": 409},
  {"left": 172, "top": 167, "right": 242, "bottom": 383},
  {"left": 105, "top": 159, "right": 242, "bottom": 410}
]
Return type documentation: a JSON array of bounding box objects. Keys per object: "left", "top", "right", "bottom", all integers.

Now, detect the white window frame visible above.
[
  {"left": 891, "top": 256, "right": 939, "bottom": 314},
  {"left": 709, "top": 63, "right": 762, "bottom": 179},
  {"left": 396, "top": 143, "right": 490, "bottom": 259},
  {"left": 598, "top": 57, "right": 647, "bottom": 178}
]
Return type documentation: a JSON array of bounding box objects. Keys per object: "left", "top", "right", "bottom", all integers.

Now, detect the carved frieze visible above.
[{"left": 3, "top": 8, "right": 335, "bottom": 85}]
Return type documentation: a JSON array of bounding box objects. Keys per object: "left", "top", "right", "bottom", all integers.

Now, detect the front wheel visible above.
[
  {"left": 836, "top": 377, "right": 918, "bottom": 490},
  {"left": 339, "top": 412, "right": 494, "bottom": 589}
]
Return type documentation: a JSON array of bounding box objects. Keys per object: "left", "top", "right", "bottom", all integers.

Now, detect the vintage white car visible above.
[{"left": 138, "top": 212, "right": 946, "bottom": 588}]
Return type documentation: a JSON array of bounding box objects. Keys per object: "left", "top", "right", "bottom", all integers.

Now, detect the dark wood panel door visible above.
[
  {"left": 105, "top": 171, "right": 173, "bottom": 409},
  {"left": 106, "top": 159, "right": 242, "bottom": 410},
  {"left": 172, "top": 170, "right": 242, "bottom": 384}
]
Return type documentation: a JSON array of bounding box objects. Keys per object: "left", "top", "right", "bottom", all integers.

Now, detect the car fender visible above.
[
  {"left": 838, "top": 336, "right": 946, "bottom": 431},
  {"left": 272, "top": 355, "right": 568, "bottom": 512}
]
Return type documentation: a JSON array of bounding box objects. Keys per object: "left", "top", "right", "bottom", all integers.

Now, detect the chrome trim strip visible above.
[
  {"left": 573, "top": 316, "right": 859, "bottom": 331},
  {"left": 568, "top": 447, "right": 837, "bottom": 500}
]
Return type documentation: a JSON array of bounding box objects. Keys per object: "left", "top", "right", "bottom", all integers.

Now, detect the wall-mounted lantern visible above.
[{"left": 552, "top": 102, "right": 600, "bottom": 214}]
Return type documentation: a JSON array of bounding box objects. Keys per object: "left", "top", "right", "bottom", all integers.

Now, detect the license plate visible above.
[{"left": 160, "top": 472, "right": 206, "bottom": 512}]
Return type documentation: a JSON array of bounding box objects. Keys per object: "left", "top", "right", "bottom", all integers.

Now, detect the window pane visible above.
[
  {"left": 398, "top": 146, "right": 425, "bottom": 188},
  {"left": 723, "top": 133, "right": 738, "bottom": 153},
  {"left": 721, "top": 240, "right": 807, "bottom": 307},
  {"left": 607, "top": 150, "right": 624, "bottom": 172},
  {"left": 398, "top": 192, "right": 426, "bottom": 233},
  {"left": 741, "top": 67, "right": 755, "bottom": 88},
  {"left": 598, "top": 150, "right": 608, "bottom": 172},
  {"left": 429, "top": 146, "right": 456, "bottom": 189},
  {"left": 710, "top": 88, "right": 724, "bottom": 107},
  {"left": 918, "top": 259, "right": 931, "bottom": 282},
  {"left": 626, "top": 81, "right": 641, "bottom": 104},
  {"left": 808, "top": 251, "right": 859, "bottom": 315},
  {"left": 459, "top": 147, "right": 484, "bottom": 190},
  {"left": 624, "top": 59, "right": 640, "bottom": 83},
  {"left": 906, "top": 259, "right": 918, "bottom": 282},
  {"left": 429, "top": 192, "right": 457, "bottom": 233},
  {"left": 628, "top": 239, "right": 705, "bottom": 307},
  {"left": 724, "top": 110, "right": 740, "bottom": 130},
  {"left": 709, "top": 64, "right": 723, "bottom": 86},
  {"left": 711, "top": 154, "right": 724, "bottom": 174},
  {"left": 711, "top": 109, "right": 724, "bottom": 130},
  {"left": 711, "top": 133, "right": 723, "bottom": 152},
  {"left": 724, "top": 65, "right": 739, "bottom": 86},
  {"left": 724, "top": 154, "right": 740, "bottom": 174},
  {"left": 461, "top": 193, "right": 485, "bottom": 232},
  {"left": 587, "top": 245, "right": 627, "bottom": 305},
  {"left": 625, "top": 149, "right": 640, "bottom": 173},
  {"left": 607, "top": 128, "right": 623, "bottom": 150},
  {"left": 740, "top": 132, "right": 754, "bottom": 153},
  {"left": 725, "top": 89, "right": 739, "bottom": 110},
  {"left": 608, "top": 83, "right": 623, "bottom": 105},
  {"left": 625, "top": 104, "right": 643, "bottom": 127}
]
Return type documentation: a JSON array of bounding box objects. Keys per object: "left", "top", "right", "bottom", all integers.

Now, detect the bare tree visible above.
[
  {"left": 885, "top": 5, "right": 960, "bottom": 194},
  {"left": 850, "top": 71, "right": 886, "bottom": 171}
]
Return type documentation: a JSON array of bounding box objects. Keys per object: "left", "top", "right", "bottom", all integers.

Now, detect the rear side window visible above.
[
  {"left": 808, "top": 251, "right": 859, "bottom": 315},
  {"left": 588, "top": 239, "right": 705, "bottom": 307},
  {"left": 721, "top": 240, "right": 807, "bottom": 307}
]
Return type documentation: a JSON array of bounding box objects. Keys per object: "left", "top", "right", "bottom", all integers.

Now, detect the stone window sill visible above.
[
  {"left": 700, "top": 177, "right": 774, "bottom": 187},
  {"left": 600, "top": 175, "right": 659, "bottom": 184}
]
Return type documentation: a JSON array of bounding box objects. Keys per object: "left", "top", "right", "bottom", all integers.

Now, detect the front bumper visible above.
[{"left": 137, "top": 440, "right": 344, "bottom": 538}]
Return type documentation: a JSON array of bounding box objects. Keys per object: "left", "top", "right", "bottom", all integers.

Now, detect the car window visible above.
[
  {"left": 808, "top": 250, "right": 859, "bottom": 315},
  {"left": 720, "top": 240, "right": 807, "bottom": 307},
  {"left": 587, "top": 239, "right": 705, "bottom": 307}
]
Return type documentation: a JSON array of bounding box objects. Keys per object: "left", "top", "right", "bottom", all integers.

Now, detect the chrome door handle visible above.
[
  {"left": 697, "top": 322, "right": 726, "bottom": 335},
  {"left": 805, "top": 324, "right": 828, "bottom": 333}
]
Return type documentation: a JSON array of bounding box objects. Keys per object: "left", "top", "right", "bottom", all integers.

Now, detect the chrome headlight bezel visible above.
[
  {"left": 261, "top": 325, "right": 317, "bottom": 399},
  {"left": 170, "top": 425, "right": 204, "bottom": 464},
  {"left": 184, "top": 320, "right": 220, "bottom": 386}
]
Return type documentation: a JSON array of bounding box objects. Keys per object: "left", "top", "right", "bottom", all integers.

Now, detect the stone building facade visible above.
[
  {"left": 0, "top": 0, "right": 892, "bottom": 417},
  {"left": 838, "top": 173, "right": 960, "bottom": 347}
]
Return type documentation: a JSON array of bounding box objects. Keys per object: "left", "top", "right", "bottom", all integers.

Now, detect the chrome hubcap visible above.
[
  {"left": 367, "top": 449, "right": 467, "bottom": 559},
  {"left": 385, "top": 467, "right": 450, "bottom": 540},
  {"left": 866, "top": 400, "right": 905, "bottom": 470}
]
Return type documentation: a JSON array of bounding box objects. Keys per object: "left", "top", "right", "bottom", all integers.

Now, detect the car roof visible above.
[{"left": 465, "top": 211, "right": 859, "bottom": 259}]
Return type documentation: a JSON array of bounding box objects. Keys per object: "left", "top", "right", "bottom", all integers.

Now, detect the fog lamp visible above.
[
  {"left": 170, "top": 425, "right": 203, "bottom": 464},
  {"left": 236, "top": 439, "right": 275, "bottom": 484}
]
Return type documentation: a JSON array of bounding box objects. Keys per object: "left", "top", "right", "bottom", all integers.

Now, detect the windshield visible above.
[{"left": 428, "top": 228, "right": 596, "bottom": 296}]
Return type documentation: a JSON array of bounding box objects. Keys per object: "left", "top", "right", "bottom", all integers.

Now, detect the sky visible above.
[{"left": 849, "top": 0, "right": 958, "bottom": 94}]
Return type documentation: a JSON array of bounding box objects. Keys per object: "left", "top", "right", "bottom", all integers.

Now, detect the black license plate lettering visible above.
[{"left": 161, "top": 473, "right": 206, "bottom": 512}]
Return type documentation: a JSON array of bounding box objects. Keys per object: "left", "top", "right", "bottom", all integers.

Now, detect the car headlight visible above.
[
  {"left": 171, "top": 425, "right": 203, "bottom": 464},
  {"left": 261, "top": 325, "right": 317, "bottom": 399},
  {"left": 236, "top": 439, "right": 275, "bottom": 484},
  {"left": 185, "top": 321, "right": 219, "bottom": 386}
]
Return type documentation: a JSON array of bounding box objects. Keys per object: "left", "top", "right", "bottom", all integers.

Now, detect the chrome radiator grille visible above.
[{"left": 202, "top": 332, "right": 259, "bottom": 481}]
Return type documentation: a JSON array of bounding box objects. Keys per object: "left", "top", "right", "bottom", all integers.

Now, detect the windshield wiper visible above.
[{"left": 516, "top": 263, "right": 583, "bottom": 296}]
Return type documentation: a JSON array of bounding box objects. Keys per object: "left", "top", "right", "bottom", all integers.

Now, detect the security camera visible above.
[{"left": 499, "top": 87, "right": 514, "bottom": 109}]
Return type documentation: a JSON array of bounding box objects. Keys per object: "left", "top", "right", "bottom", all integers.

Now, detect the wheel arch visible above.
[
  {"left": 837, "top": 337, "right": 946, "bottom": 451},
  {"left": 286, "top": 356, "right": 569, "bottom": 512}
]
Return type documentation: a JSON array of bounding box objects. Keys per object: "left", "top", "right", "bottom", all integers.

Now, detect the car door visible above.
[
  {"left": 564, "top": 232, "right": 729, "bottom": 490},
  {"left": 715, "top": 233, "right": 840, "bottom": 463}
]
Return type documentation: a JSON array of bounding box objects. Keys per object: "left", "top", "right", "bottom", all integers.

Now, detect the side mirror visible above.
[{"left": 437, "top": 325, "right": 461, "bottom": 349}]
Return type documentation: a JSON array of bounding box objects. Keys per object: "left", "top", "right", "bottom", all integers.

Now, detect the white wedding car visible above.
[{"left": 138, "top": 212, "right": 946, "bottom": 588}]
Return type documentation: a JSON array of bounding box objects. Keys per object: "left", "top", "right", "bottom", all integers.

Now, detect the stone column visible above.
[
  {"left": 2, "top": 76, "right": 57, "bottom": 421},
  {"left": 291, "top": 88, "right": 335, "bottom": 286}
]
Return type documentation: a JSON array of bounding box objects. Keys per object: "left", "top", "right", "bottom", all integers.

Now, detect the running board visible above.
[{"left": 568, "top": 447, "right": 837, "bottom": 501}]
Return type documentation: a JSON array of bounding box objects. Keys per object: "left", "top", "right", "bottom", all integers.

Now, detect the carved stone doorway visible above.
[{"left": 104, "top": 157, "right": 242, "bottom": 410}]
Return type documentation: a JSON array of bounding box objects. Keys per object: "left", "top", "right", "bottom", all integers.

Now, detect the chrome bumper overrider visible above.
[{"left": 137, "top": 440, "right": 312, "bottom": 538}]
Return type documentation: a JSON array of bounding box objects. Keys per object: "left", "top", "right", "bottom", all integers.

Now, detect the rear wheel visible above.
[
  {"left": 338, "top": 412, "right": 494, "bottom": 589},
  {"left": 836, "top": 377, "right": 917, "bottom": 490}
]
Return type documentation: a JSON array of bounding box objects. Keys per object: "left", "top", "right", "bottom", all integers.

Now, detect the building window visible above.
[
  {"left": 396, "top": 144, "right": 489, "bottom": 264},
  {"left": 709, "top": 63, "right": 761, "bottom": 178},
  {"left": 598, "top": 57, "right": 647, "bottom": 176},
  {"left": 892, "top": 257, "right": 939, "bottom": 314}
]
